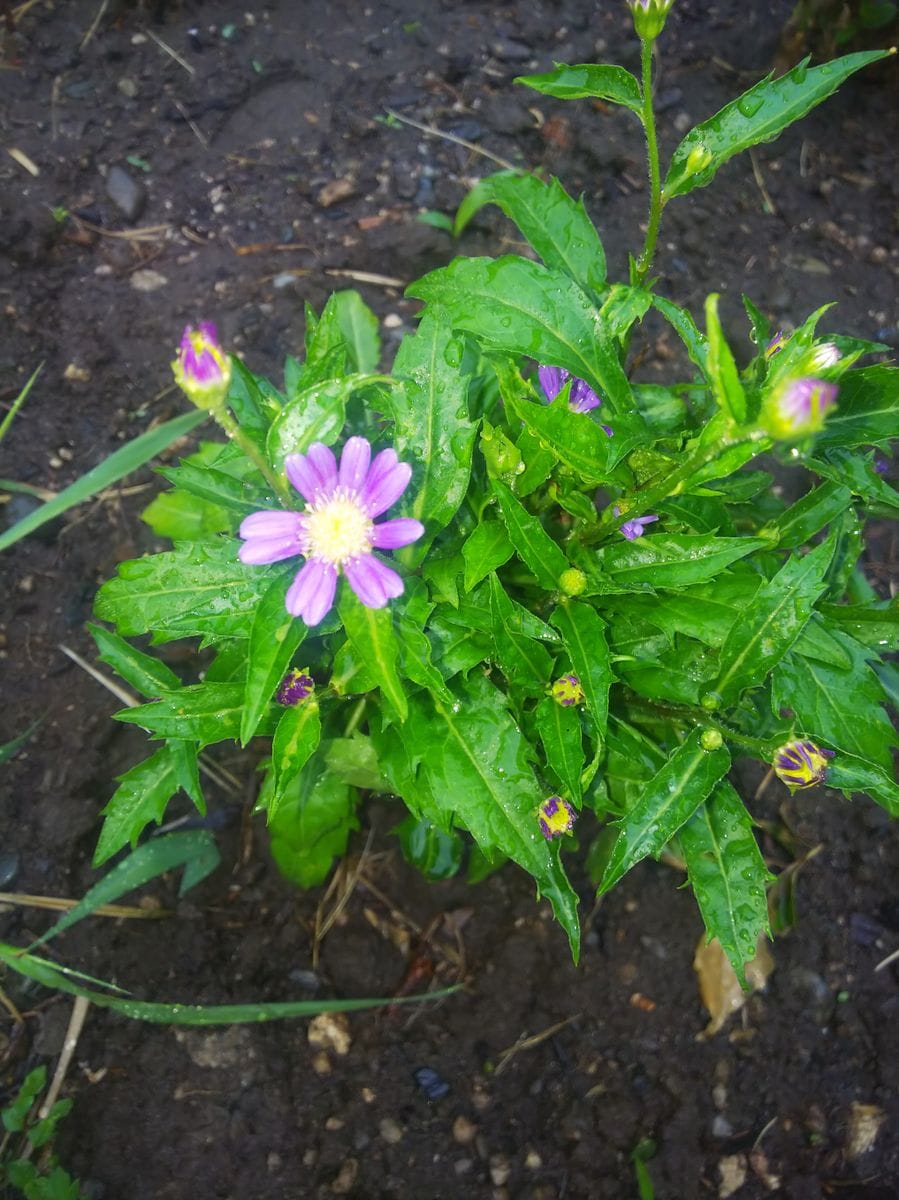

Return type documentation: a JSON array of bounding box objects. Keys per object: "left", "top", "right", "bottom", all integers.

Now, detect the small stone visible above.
[
  {"left": 105, "top": 165, "right": 146, "bottom": 221},
  {"left": 869, "top": 245, "right": 889, "bottom": 265},
  {"left": 17, "top": 575, "right": 34, "bottom": 593},
  {"left": 64, "top": 363, "right": 91, "bottom": 383},
  {"left": 718, "top": 1154, "right": 747, "bottom": 1198},
  {"left": 846, "top": 1102, "right": 885, "bottom": 1159},
  {"left": 712, "top": 1115, "right": 734, "bottom": 1139},
  {"left": 383, "top": 313, "right": 403, "bottom": 329},
  {"left": 311, "top": 1051, "right": 332, "bottom": 1077},
  {"left": 117, "top": 77, "right": 139, "bottom": 99},
  {"left": 453, "top": 1115, "right": 478, "bottom": 1145},
  {"left": 175, "top": 1026, "right": 254, "bottom": 1071},
  {"left": 308, "top": 1011, "right": 351, "bottom": 1056},
  {"left": 325, "top": 1116, "right": 345, "bottom": 1132},
  {"left": 130, "top": 269, "right": 168, "bottom": 292},
  {"left": 524, "top": 1150, "right": 542, "bottom": 1170},
  {"left": 330, "top": 1159, "right": 358, "bottom": 1195},
  {"left": 266, "top": 1152, "right": 282, "bottom": 1174},
  {"left": 453, "top": 1159, "right": 473, "bottom": 1177},
  {"left": 0, "top": 852, "right": 20, "bottom": 888},
  {"left": 317, "top": 177, "right": 356, "bottom": 208},
  {"left": 489, "top": 1154, "right": 512, "bottom": 1186},
  {"left": 360, "top": 1087, "right": 376, "bottom": 1103},
  {"left": 490, "top": 37, "right": 532, "bottom": 62},
  {"left": 673, "top": 111, "right": 692, "bottom": 133},
  {"left": 379, "top": 1117, "right": 404, "bottom": 1145}
]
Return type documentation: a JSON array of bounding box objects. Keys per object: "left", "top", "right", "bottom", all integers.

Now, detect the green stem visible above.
[
  {"left": 635, "top": 38, "right": 663, "bottom": 286},
  {"left": 214, "top": 408, "right": 292, "bottom": 507},
  {"left": 626, "top": 697, "right": 775, "bottom": 757}
]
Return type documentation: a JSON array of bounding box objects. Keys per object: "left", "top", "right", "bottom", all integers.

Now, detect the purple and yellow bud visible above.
[
  {"left": 762, "top": 377, "right": 838, "bottom": 440},
  {"left": 172, "top": 322, "right": 232, "bottom": 413},
  {"left": 765, "top": 331, "right": 788, "bottom": 359},
  {"left": 551, "top": 674, "right": 585, "bottom": 708},
  {"left": 773, "top": 739, "right": 835, "bottom": 791},
  {"left": 538, "top": 796, "right": 576, "bottom": 840},
  {"left": 276, "top": 668, "right": 315, "bottom": 707},
  {"left": 626, "top": 0, "right": 675, "bottom": 40}
]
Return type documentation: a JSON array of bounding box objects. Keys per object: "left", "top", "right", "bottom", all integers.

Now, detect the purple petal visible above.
[
  {"left": 239, "top": 510, "right": 300, "bottom": 539},
  {"left": 285, "top": 453, "right": 327, "bottom": 504},
  {"left": 305, "top": 443, "right": 339, "bottom": 493},
  {"left": 370, "top": 517, "right": 424, "bottom": 549},
  {"left": 361, "top": 456, "right": 412, "bottom": 517},
  {"left": 600, "top": 424, "right": 614, "bottom": 438},
  {"left": 538, "top": 365, "right": 568, "bottom": 403},
  {"left": 619, "top": 514, "right": 659, "bottom": 541},
  {"left": 338, "top": 436, "right": 372, "bottom": 493},
  {"left": 285, "top": 559, "right": 338, "bottom": 626},
  {"left": 344, "top": 555, "right": 404, "bottom": 608},
  {"left": 569, "top": 379, "right": 601, "bottom": 414},
  {"left": 238, "top": 533, "right": 303, "bottom": 564}
]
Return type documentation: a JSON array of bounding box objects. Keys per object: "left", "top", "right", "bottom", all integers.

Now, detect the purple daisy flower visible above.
[
  {"left": 538, "top": 365, "right": 612, "bottom": 434},
  {"left": 613, "top": 506, "right": 659, "bottom": 541},
  {"left": 238, "top": 437, "right": 424, "bottom": 627}
]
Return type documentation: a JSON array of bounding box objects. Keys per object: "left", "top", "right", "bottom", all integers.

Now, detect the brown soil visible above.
[{"left": 1, "top": 2, "right": 898, "bottom": 1198}]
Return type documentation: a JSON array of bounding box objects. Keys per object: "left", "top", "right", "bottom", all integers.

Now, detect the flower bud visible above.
[
  {"left": 538, "top": 796, "right": 576, "bottom": 840},
  {"left": 761, "top": 377, "right": 838, "bottom": 440},
  {"left": 276, "top": 668, "right": 315, "bottom": 707},
  {"left": 700, "top": 729, "right": 723, "bottom": 751},
  {"left": 626, "top": 0, "right": 675, "bottom": 41},
  {"left": 551, "top": 674, "right": 585, "bottom": 707},
  {"left": 172, "top": 322, "right": 232, "bottom": 413},
  {"left": 558, "top": 568, "right": 587, "bottom": 596},
  {"left": 773, "top": 739, "right": 835, "bottom": 790}
]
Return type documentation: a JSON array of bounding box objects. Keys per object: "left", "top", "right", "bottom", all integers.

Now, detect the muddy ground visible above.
[{"left": 1, "top": 1, "right": 898, "bottom": 1197}]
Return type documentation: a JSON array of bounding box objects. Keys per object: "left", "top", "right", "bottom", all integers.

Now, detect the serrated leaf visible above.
[
  {"left": 228, "top": 357, "right": 279, "bottom": 449},
  {"left": 516, "top": 61, "right": 643, "bottom": 114},
  {"left": 454, "top": 170, "right": 606, "bottom": 292},
  {"left": 397, "top": 609, "right": 453, "bottom": 703},
  {"left": 268, "top": 749, "right": 359, "bottom": 888},
  {"left": 712, "top": 534, "right": 835, "bottom": 704},
  {"left": 95, "top": 538, "right": 272, "bottom": 643},
  {"left": 603, "top": 716, "right": 667, "bottom": 812},
  {"left": 535, "top": 696, "right": 584, "bottom": 802},
  {"left": 168, "top": 738, "right": 204, "bottom": 813},
  {"left": 819, "top": 598, "right": 899, "bottom": 650},
  {"left": 141, "top": 489, "right": 232, "bottom": 541},
  {"left": 115, "top": 683, "right": 269, "bottom": 746},
  {"left": 599, "top": 729, "right": 731, "bottom": 894},
  {"left": 89, "top": 623, "right": 181, "bottom": 697},
  {"left": 492, "top": 478, "right": 570, "bottom": 588},
  {"left": 551, "top": 602, "right": 613, "bottom": 756},
  {"left": 810, "top": 448, "right": 899, "bottom": 515},
  {"left": 596, "top": 534, "right": 768, "bottom": 589},
  {"left": 488, "top": 573, "right": 554, "bottom": 693},
  {"left": 705, "top": 294, "right": 747, "bottom": 422},
  {"left": 652, "top": 296, "right": 711, "bottom": 382},
  {"left": 408, "top": 255, "right": 634, "bottom": 410},
  {"left": 773, "top": 630, "right": 898, "bottom": 772},
  {"left": 334, "top": 289, "right": 380, "bottom": 372},
  {"left": 759, "top": 479, "right": 853, "bottom": 548},
  {"left": 663, "top": 51, "right": 890, "bottom": 201},
  {"left": 462, "top": 520, "right": 514, "bottom": 590},
  {"left": 826, "top": 754, "right": 899, "bottom": 817},
  {"left": 680, "top": 781, "right": 772, "bottom": 988},
  {"left": 267, "top": 701, "right": 322, "bottom": 822},
  {"left": 386, "top": 313, "right": 477, "bottom": 561},
  {"left": 338, "top": 591, "right": 408, "bottom": 722},
  {"left": 156, "top": 460, "right": 269, "bottom": 515},
  {"left": 93, "top": 745, "right": 180, "bottom": 865},
  {"left": 240, "top": 569, "right": 307, "bottom": 744}
]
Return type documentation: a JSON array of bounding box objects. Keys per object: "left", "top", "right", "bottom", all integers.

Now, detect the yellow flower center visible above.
[{"left": 303, "top": 491, "right": 373, "bottom": 565}]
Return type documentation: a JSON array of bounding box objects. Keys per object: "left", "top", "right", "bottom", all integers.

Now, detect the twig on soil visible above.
[
  {"left": 754, "top": 766, "right": 775, "bottom": 801},
  {"left": 384, "top": 107, "right": 518, "bottom": 173},
  {"left": 143, "top": 26, "right": 195, "bottom": 76},
  {"left": 749, "top": 148, "right": 776, "bottom": 216},
  {"left": 38, "top": 995, "right": 89, "bottom": 1119},
  {"left": 874, "top": 945, "right": 899, "bottom": 973},
  {"left": 252, "top": 264, "right": 405, "bottom": 289},
  {"left": 169, "top": 95, "right": 209, "bottom": 148},
  {"left": 74, "top": 217, "right": 172, "bottom": 242},
  {"left": 79, "top": 0, "right": 109, "bottom": 51},
  {"left": 312, "top": 833, "right": 375, "bottom": 968},
  {"left": 0, "top": 892, "right": 169, "bottom": 920},
  {"left": 493, "top": 1013, "right": 582, "bottom": 1076},
  {"left": 325, "top": 268, "right": 405, "bottom": 288},
  {"left": 0, "top": 983, "right": 24, "bottom": 1024}
]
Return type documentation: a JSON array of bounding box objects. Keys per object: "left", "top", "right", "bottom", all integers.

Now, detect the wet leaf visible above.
[
  {"left": 759, "top": 480, "right": 854, "bottom": 548},
  {"left": 596, "top": 535, "right": 768, "bottom": 589},
  {"left": 551, "top": 601, "right": 613, "bottom": 756},
  {"left": 492, "top": 478, "right": 569, "bottom": 589},
  {"left": 268, "top": 750, "right": 360, "bottom": 888},
  {"left": 267, "top": 701, "right": 322, "bottom": 823},
  {"left": 462, "top": 520, "right": 514, "bottom": 590},
  {"left": 395, "top": 815, "right": 464, "bottom": 881},
  {"left": 115, "top": 683, "right": 273, "bottom": 746},
  {"left": 693, "top": 933, "right": 774, "bottom": 1037},
  {"left": 266, "top": 373, "right": 391, "bottom": 469},
  {"left": 333, "top": 289, "right": 380, "bottom": 372},
  {"left": 517, "top": 61, "right": 643, "bottom": 114},
  {"left": 241, "top": 569, "right": 307, "bottom": 744},
  {"left": 813, "top": 364, "right": 899, "bottom": 450},
  {"left": 488, "top": 573, "right": 554, "bottom": 694},
  {"left": 339, "top": 592, "right": 407, "bottom": 723},
  {"left": 705, "top": 295, "right": 747, "bottom": 422},
  {"left": 535, "top": 696, "right": 584, "bottom": 803},
  {"left": 89, "top": 623, "right": 181, "bottom": 698},
  {"left": 93, "top": 745, "right": 181, "bottom": 865}
]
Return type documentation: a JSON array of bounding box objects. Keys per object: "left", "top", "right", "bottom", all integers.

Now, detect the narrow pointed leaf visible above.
[
  {"left": 535, "top": 696, "right": 585, "bottom": 803},
  {"left": 597, "top": 535, "right": 768, "bottom": 589},
  {"left": 114, "top": 683, "right": 261, "bottom": 746},
  {"left": 266, "top": 373, "right": 392, "bottom": 469},
  {"left": 462, "top": 520, "right": 514, "bottom": 591},
  {"left": 241, "top": 569, "right": 307, "bottom": 744},
  {"left": 93, "top": 746, "right": 180, "bottom": 866},
  {"left": 339, "top": 592, "right": 407, "bottom": 722},
  {"left": 493, "top": 478, "right": 570, "bottom": 589},
  {"left": 488, "top": 573, "right": 554, "bottom": 694},
  {"left": 89, "top": 623, "right": 181, "bottom": 697},
  {"left": 268, "top": 701, "right": 322, "bottom": 822},
  {"left": 517, "top": 62, "right": 643, "bottom": 114},
  {"left": 334, "top": 289, "right": 380, "bottom": 372},
  {"left": 813, "top": 365, "right": 899, "bottom": 449},
  {"left": 760, "top": 480, "right": 853, "bottom": 548},
  {"left": 705, "top": 294, "right": 747, "bottom": 422},
  {"left": 551, "top": 602, "right": 613, "bottom": 754}
]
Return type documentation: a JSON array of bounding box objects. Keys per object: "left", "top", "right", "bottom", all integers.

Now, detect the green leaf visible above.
[
  {"left": 93, "top": 746, "right": 180, "bottom": 865},
  {"left": 168, "top": 738, "right": 204, "bottom": 813},
  {"left": 34, "top": 832, "right": 220, "bottom": 948},
  {"left": 603, "top": 716, "right": 667, "bottom": 812},
  {"left": 141, "top": 488, "right": 232, "bottom": 541},
  {"left": 819, "top": 598, "right": 899, "bottom": 649},
  {"left": 462, "top": 520, "right": 514, "bottom": 590},
  {"left": 705, "top": 294, "right": 747, "bottom": 422},
  {"left": 599, "top": 729, "right": 731, "bottom": 894},
  {"left": 663, "top": 51, "right": 891, "bottom": 201},
  {"left": 516, "top": 61, "right": 643, "bottom": 114},
  {"left": 266, "top": 373, "right": 392, "bottom": 470},
  {"left": 712, "top": 534, "right": 835, "bottom": 704},
  {"left": 334, "top": 289, "right": 380, "bottom": 372},
  {"left": 680, "top": 781, "right": 772, "bottom": 987},
  {"left": 488, "top": 573, "right": 554, "bottom": 693},
  {"left": 408, "top": 255, "right": 634, "bottom": 410},
  {"left": 384, "top": 674, "right": 581, "bottom": 958},
  {"left": 227, "top": 356, "right": 280, "bottom": 449},
  {"left": 89, "top": 623, "right": 181, "bottom": 697},
  {"left": 759, "top": 479, "right": 853, "bottom": 548},
  {"left": 0, "top": 409, "right": 207, "bottom": 553},
  {"left": 651, "top": 296, "right": 711, "bottom": 383},
  {"left": 240, "top": 569, "right": 307, "bottom": 744},
  {"left": 492, "top": 478, "right": 570, "bottom": 588},
  {"left": 115, "top": 683, "right": 263, "bottom": 746},
  {"left": 551, "top": 602, "right": 613, "bottom": 756},
  {"left": 338, "top": 591, "right": 408, "bottom": 722},
  {"left": 395, "top": 815, "right": 464, "bottom": 881},
  {"left": 772, "top": 630, "right": 898, "bottom": 772},
  {"left": 157, "top": 458, "right": 268, "bottom": 516},
  {"left": 535, "top": 696, "right": 585, "bottom": 802},
  {"left": 267, "top": 701, "right": 322, "bottom": 822},
  {"left": 826, "top": 754, "right": 899, "bottom": 817},
  {"left": 386, "top": 313, "right": 477, "bottom": 560},
  {"left": 810, "top": 448, "right": 899, "bottom": 515},
  {"left": 95, "top": 538, "right": 272, "bottom": 644},
  {"left": 600, "top": 283, "right": 653, "bottom": 340},
  {"left": 268, "top": 750, "right": 359, "bottom": 887},
  {"left": 324, "top": 734, "right": 388, "bottom": 791},
  {"left": 397, "top": 609, "right": 453, "bottom": 703},
  {"left": 454, "top": 170, "right": 607, "bottom": 292},
  {"left": 596, "top": 534, "right": 768, "bottom": 589}
]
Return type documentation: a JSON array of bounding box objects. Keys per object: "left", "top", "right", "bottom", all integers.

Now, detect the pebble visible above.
[
  {"left": 712, "top": 1115, "right": 733, "bottom": 1139},
  {"left": 0, "top": 851, "right": 20, "bottom": 888},
  {"left": 490, "top": 37, "right": 533, "bottom": 62},
  {"left": 64, "top": 363, "right": 91, "bottom": 383},
  {"left": 489, "top": 1155, "right": 512, "bottom": 1186},
  {"left": 311, "top": 1051, "right": 332, "bottom": 1076},
  {"left": 453, "top": 1115, "right": 478, "bottom": 1145},
  {"left": 413, "top": 1066, "right": 450, "bottom": 1100},
  {"left": 524, "top": 1149, "right": 542, "bottom": 1170},
  {"left": 330, "top": 1159, "right": 358, "bottom": 1195},
  {"left": 846, "top": 1102, "right": 885, "bottom": 1159},
  {"left": 117, "top": 77, "right": 139, "bottom": 99},
  {"left": 130, "top": 269, "right": 168, "bottom": 292},
  {"left": 325, "top": 1116, "right": 344, "bottom": 1132},
  {"left": 308, "top": 1011, "right": 352, "bottom": 1056},
  {"left": 379, "top": 1117, "right": 404, "bottom": 1144},
  {"left": 718, "top": 1154, "right": 747, "bottom": 1198},
  {"left": 454, "top": 1158, "right": 473, "bottom": 1176},
  {"left": 317, "top": 177, "right": 356, "bottom": 208},
  {"left": 105, "top": 164, "right": 146, "bottom": 221}
]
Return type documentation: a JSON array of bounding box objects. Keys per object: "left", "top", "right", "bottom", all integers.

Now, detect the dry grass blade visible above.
[
  {"left": 75, "top": 217, "right": 171, "bottom": 241},
  {"left": 494, "top": 1013, "right": 582, "bottom": 1075},
  {"left": 80, "top": 0, "right": 109, "bottom": 50},
  {"left": 143, "top": 26, "right": 195, "bottom": 75},
  {"left": 0, "top": 892, "right": 169, "bottom": 920},
  {"left": 312, "top": 833, "right": 374, "bottom": 967},
  {"left": 384, "top": 107, "right": 517, "bottom": 172}
]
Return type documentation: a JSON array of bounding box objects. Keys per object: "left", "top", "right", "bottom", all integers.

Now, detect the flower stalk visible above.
[{"left": 635, "top": 37, "right": 663, "bottom": 285}]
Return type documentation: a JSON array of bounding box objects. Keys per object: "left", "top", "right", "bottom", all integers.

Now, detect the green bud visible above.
[
  {"left": 626, "top": 0, "right": 675, "bottom": 41},
  {"left": 558, "top": 568, "right": 587, "bottom": 597},
  {"left": 700, "top": 729, "right": 723, "bottom": 752}
]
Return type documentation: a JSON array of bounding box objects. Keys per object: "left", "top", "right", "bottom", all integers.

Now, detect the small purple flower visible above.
[
  {"left": 613, "top": 506, "right": 659, "bottom": 541},
  {"left": 538, "top": 796, "right": 576, "bottom": 840},
  {"left": 768, "top": 377, "right": 838, "bottom": 439},
  {"left": 238, "top": 437, "right": 424, "bottom": 627},
  {"left": 276, "top": 668, "right": 315, "bottom": 706},
  {"left": 538, "top": 365, "right": 612, "bottom": 434},
  {"left": 874, "top": 456, "right": 890, "bottom": 477},
  {"left": 773, "top": 739, "right": 835, "bottom": 791},
  {"left": 171, "top": 322, "right": 231, "bottom": 411}
]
